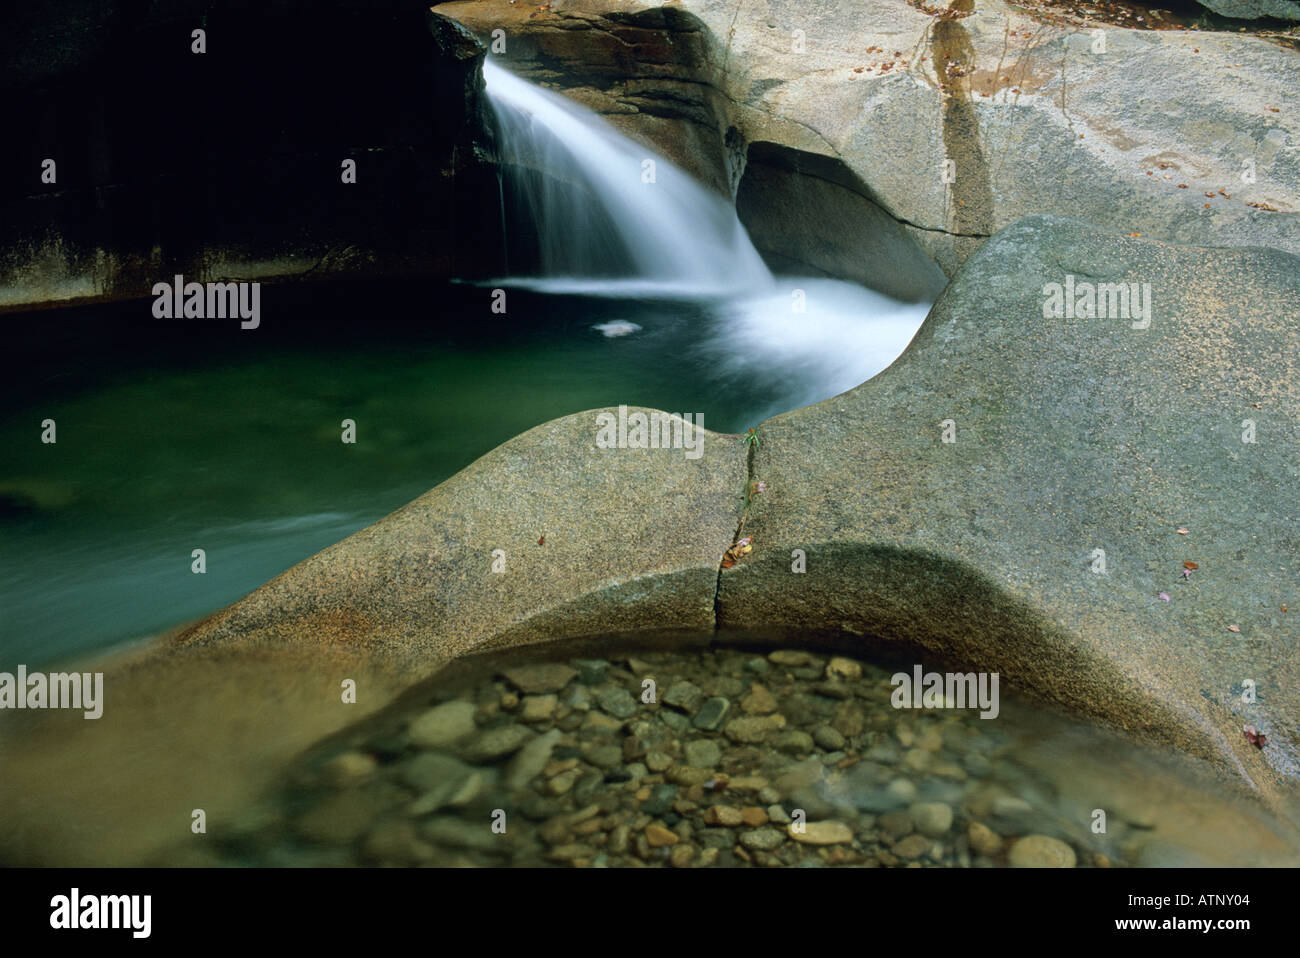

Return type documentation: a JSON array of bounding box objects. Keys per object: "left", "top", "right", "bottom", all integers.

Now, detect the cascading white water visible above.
[
  {"left": 481, "top": 59, "right": 931, "bottom": 409},
  {"left": 484, "top": 59, "right": 771, "bottom": 294}
]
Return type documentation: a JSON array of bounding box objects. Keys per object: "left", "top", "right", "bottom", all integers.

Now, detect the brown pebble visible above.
[{"left": 645, "top": 824, "right": 679, "bottom": 847}]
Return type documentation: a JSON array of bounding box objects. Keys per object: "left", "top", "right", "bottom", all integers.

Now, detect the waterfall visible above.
[
  {"left": 483, "top": 59, "right": 771, "bottom": 295},
  {"left": 480, "top": 59, "right": 931, "bottom": 412}
]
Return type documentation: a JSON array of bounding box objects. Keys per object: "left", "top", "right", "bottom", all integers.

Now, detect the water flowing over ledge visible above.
[
  {"left": 484, "top": 59, "right": 771, "bottom": 292},
  {"left": 482, "top": 58, "right": 932, "bottom": 418}
]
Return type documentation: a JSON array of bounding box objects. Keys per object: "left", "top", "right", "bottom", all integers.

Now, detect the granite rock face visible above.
[
  {"left": 440, "top": 0, "right": 1299, "bottom": 277},
  {"left": 718, "top": 214, "right": 1300, "bottom": 794},
  {"left": 174, "top": 216, "right": 1300, "bottom": 800}
]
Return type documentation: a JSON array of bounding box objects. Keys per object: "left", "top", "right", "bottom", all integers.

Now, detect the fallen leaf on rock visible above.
[{"left": 722, "top": 536, "right": 754, "bottom": 568}]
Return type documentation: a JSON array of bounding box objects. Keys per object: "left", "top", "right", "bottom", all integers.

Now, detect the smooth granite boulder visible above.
[
  {"left": 717, "top": 214, "right": 1300, "bottom": 795},
  {"left": 175, "top": 407, "right": 747, "bottom": 665}
]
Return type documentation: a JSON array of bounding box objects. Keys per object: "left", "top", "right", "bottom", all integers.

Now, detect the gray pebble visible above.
[
  {"left": 693, "top": 697, "right": 731, "bottom": 731},
  {"left": 597, "top": 688, "right": 638, "bottom": 719},
  {"left": 740, "top": 827, "right": 787, "bottom": 851},
  {"left": 684, "top": 739, "right": 722, "bottom": 768},
  {"left": 774, "top": 729, "right": 815, "bottom": 755},
  {"left": 399, "top": 752, "right": 473, "bottom": 792},
  {"left": 584, "top": 743, "right": 623, "bottom": 769},
  {"left": 408, "top": 701, "right": 477, "bottom": 748},
  {"left": 660, "top": 709, "right": 691, "bottom": 732},
  {"left": 642, "top": 784, "right": 677, "bottom": 816},
  {"left": 461, "top": 724, "right": 536, "bottom": 763},
  {"left": 766, "top": 805, "right": 792, "bottom": 825},
  {"left": 664, "top": 680, "right": 704, "bottom": 714}
]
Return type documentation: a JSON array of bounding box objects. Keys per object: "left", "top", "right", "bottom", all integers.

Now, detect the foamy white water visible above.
[
  {"left": 706, "top": 279, "right": 930, "bottom": 410},
  {"left": 482, "top": 59, "right": 932, "bottom": 407},
  {"left": 484, "top": 60, "right": 770, "bottom": 291}
]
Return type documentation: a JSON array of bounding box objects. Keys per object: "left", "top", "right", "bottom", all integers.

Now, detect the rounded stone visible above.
[
  {"left": 1009, "top": 835, "right": 1077, "bottom": 868},
  {"left": 684, "top": 739, "right": 722, "bottom": 768},
  {"left": 740, "top": 684, "right": 779, "bottom": 715},
  {"left": 789, "top": 821, "right": 853, "bottom": 845},
  {"left": 910, "top": 802, "right": 954, "bottom": 838},
  {"left": 739, "top": 826, "right": 787, "bottom": 851},
  {"left": 813, "top": 725, "right": 846, "bottom": 751},
  {"left": 968, "top": 821, "right": 1003, "bottom": 857},
  {"left": 645, "top": 824, "right": 679, "bottom": 847},
  {"left": 892, "top": 834, "right": 932, "bottom": 860},
  {"left": 774, "top": 729, "right": 815, "bottom": 755},
  {"left": 407, "top": 700, "right": 477, "bottom": 748}
]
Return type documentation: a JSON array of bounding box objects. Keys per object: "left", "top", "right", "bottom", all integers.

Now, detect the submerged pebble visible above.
[{"left": 184, "top": 643, "right": 1292, "bottom": 868}]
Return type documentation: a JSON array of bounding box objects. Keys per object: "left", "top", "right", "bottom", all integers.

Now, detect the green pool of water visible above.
[{"left": 0, "top": 279, "right": 830, "bottom": 667}]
